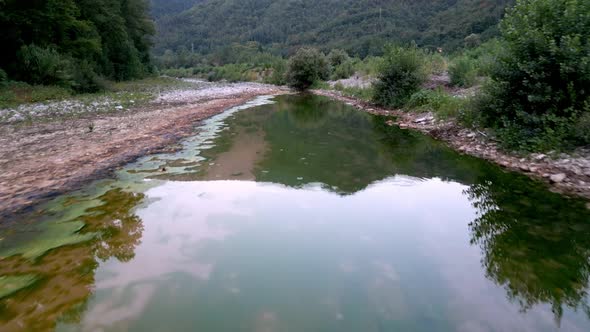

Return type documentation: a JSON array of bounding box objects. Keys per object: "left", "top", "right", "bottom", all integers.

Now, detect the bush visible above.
[
  {"left": 286, "top": 48, "right": 330, "bottom": 90},
  {"left": 475, "top": 0, "right": 590, "bottom": 150},
  {"left": 373, "top": 45, "right": 427, "bottom": 108},
  {"left": 327, "top": 49, "right": 350, "bottom": 67},
  {"left": 424, "top": 52, "right": 447, "bottom": 75},
  {"left": 449, "top": 57, "right": 477, "bottom": 87},
  {"left": 332, "top": 61, "right": 355, "bottom": 80},
  {"left": 18, "top": 45, "right": 73, "bottom": 87},
  {"left": 266, "top": 61, "right": 287, "bottom": 85},
  {"left": 0, "top": 68, "right": 7, "bottom": 87}
]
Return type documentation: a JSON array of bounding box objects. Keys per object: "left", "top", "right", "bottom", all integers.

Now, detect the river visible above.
[{"left": 1, "top": 94, "right": 589, "bottom": 331}]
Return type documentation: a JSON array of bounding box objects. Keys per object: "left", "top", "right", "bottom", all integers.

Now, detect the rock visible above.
[
  {"left": 550, "top": 173, "right": 567, "bottom": 183},
  {"left": 466, "top": 132, "right": 476, "bottom": 139},
  {"left": 414, "top": 115, "right": 433, "bottom": 123},
  {"left": 519, "top": 165, "right": 530, "bottom": 172},
  {"left": 500, "top": 161, "right": 510, "bottom": 167},
  {"left": 115, "top": 105, "right": 124, "bottom": 110},
  {"left": 529, "top": 167, "right": 539, "bottom": 173},
  {"left": 533, "top": 154, "right": 546, "bottom": 161}
]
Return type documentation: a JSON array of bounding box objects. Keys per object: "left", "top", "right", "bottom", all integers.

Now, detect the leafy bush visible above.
[
  {"left": 449, "top": 57, "right": 477, "bottom": 87},
  {"left": 373, "top": 45, "right": 427, "bottom": 108},
  {"left": 266, "top": 61, "right": 287, "bottom": 85},
  {"left": 0, "top": 68, "right": 7, "bottom": 87},
  {"left": 332, "top": 61, "right": 355, "bottom": 80},
  {"left": 18, "top": 45, "right": 73, "bottom": 87},
  {"left": 474, "top": 0, "right": 590, "bottom": 150},
  {"left": 424, "top": 52, "right": 447, "bottom": 75},
  {"left": 573, "top": 108, "right": 590, "bottom": 145},
  {"left": 286, "top": 48, "right": 330, "bottom": 90},
  {"left": 327, "top": 49, "right": 350, "bottom": 67}
]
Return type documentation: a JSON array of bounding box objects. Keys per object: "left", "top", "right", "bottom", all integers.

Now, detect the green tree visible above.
[
  {"left": 373, "top": 45, "right": 427, "bottom": 108},
  {"left": 475, "top": 0, "right": 590, "bottom": 149},
  {"left": 286, "top": 48, "right": 329, "bottom": 90}
]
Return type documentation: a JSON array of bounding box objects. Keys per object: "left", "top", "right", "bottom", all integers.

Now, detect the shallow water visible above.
[{"left": 1, "top": 94, "right": 590, "bottom": 331}]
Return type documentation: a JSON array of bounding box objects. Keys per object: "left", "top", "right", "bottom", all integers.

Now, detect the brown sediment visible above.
[
  {"left": 0, "top": 84, "right": 287, "bottom": 221},
  {"left": 312, "top": 89, "right": 590, "bottom": 202}
]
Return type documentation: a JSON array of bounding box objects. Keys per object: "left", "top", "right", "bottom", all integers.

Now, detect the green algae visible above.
[
  {"left": 0, "top": 220, "right": 96, "bottom": 260},
  {"left": 0, "top": 274, "right": 38, "bottom": 299}
]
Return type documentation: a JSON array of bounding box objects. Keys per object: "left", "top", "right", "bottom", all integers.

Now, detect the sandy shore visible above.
[{"left": 0, "top": 81, "right": 286, "bottom": 220}]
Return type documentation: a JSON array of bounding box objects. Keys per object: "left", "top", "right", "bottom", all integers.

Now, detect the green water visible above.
[{"left": 1, "top": 94, "right": 590, "bottom": 331}]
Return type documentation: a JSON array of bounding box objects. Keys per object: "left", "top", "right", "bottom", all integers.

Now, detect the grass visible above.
[
  {"left": 333, "top": 83, "right": 374, "bottom": 102},
  {"left": 406, "top": 88, "right": 469, "bottom": 118},
  {"left": 0, "top": 82, "right": 72, "bottom": 108}
]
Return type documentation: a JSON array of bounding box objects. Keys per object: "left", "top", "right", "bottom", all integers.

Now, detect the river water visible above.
[{"left": 1, "top": 94, "right": 589, "bottom": 331}]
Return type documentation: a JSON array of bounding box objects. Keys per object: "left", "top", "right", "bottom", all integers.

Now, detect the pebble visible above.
[
  {"left": 550, "top": 173, "right": 567, "bottom": 183},
  {"left": 519, "top": 165, "right": 530, "bottom": 172}
]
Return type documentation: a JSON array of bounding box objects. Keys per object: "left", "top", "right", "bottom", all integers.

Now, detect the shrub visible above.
[
  {"left": 266, "top": 61, "right": 287, "bottom": 85},
  {"left": 18, "top": 45, "right": 73, "bottom": 87},
  {"left": 475, "top": 0, "right": 590, "bottom": 150},
  {"left": 327, "top": 49, "right": 350, "bottom": 67},
  {"left": 373, "top": 45, "right": 427, "bottom": 108},
  {"left": 424, "top": 52, "right": 447, "bottom": 75},
  {"left": 332, "top": 61, "right": 355, "bottom": 80},
  {"left": 0, "top": 68, "right": 7, "bottom": 87},
  {"left": 449, "top": 57, "right": 477, "bottom": 87},
  {"left": 286, "top": 48, "right": 330, "bottom": 90}
]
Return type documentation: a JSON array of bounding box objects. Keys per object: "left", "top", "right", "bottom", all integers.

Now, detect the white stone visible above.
[{"left": 550, "top": 173, "right": 567, "bottom": 183}]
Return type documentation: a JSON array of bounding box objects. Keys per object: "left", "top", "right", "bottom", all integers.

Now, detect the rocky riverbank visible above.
[
  {"left": 313, "top": 89, "right": 590, "bottom": 205},
  {"left": 0, "top": 80, "right": 287, "bottom": 220}
]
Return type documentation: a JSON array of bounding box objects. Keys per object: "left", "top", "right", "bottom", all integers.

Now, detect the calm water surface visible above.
[{"left": 1, "top": 95, "right": 590, "bottom": 331}]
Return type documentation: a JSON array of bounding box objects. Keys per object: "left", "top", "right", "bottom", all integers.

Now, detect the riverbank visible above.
[
  {"left": 0, "top": 80, "right": 287, "bottom": 220},
  {"left": 313, "top": 89, "right": 590, "bottom": 204}
]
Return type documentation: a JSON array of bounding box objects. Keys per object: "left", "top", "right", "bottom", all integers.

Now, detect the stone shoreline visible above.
[
  {"left": 0, "top": 82, "right": 287, "bottom": 222},
  {"left": 312, "top": 89, "right": 590, "bottom": 205}
]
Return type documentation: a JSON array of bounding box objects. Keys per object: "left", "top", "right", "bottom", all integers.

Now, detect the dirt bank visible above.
[
  {"left": 0, "top": 82, "right": 287, "bottom": 220},
  {"left": 313, "top": 89, "right": 590, "bottom": 203}
]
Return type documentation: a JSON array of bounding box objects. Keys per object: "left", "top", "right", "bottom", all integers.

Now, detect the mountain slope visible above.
[{"left": 154, "top": 0, "right": 513, "bottom": 56}]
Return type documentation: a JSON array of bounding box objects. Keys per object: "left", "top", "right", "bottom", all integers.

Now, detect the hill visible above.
[{"left": 153, "top": 0, "right": 514, "bottom": 57}]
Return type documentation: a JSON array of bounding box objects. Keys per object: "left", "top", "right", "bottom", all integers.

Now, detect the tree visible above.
[
  {"left": 373, "top": 45, "right": 427, "bottom": 107},
  {"left": 286, "top": 48, "right": 329, "bottom": 90},
  {"left": 474, "top": 0, "right": 590, "bottom": 150}
]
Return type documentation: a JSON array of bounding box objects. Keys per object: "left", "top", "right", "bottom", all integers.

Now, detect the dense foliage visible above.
[
  {"left": 0, "top": 0, "right": 155, "bottom": 92},
  {"left": 474, "top": 0, "right": 590, "bottom": 150},
  {"left": 286, "top": 48, "right": 330, "bottom": 90},
  {"left": 154, "top": 0, "right": 513, "bottom": 57},
  {"left": 373, "top": 46, "right": 427, "bottom": 108}
]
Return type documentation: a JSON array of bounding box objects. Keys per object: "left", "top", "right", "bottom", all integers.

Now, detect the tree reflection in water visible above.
[
  {"left": 0, "top": 189, "right": 144, "bottom": 331},
  {"left": 466, "top": 173, "right": 590, "bottom": 324}
]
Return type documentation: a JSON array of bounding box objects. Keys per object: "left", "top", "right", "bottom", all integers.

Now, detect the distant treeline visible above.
[
  {"left": 0, "top": 0, "right": 155, "bottom": 92},
  {"left": 153, "top": 0, "right": 514, "bottom": 57}
]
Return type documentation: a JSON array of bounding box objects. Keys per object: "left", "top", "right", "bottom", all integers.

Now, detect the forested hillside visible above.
[
  {"left": 154, "top": 0, "right": 513, "bottom": 57},
  {"left": 150, "top": 0, "right": 202, "bottom": 18},
  {"left": 0, "top": 0, "right": 154, "bottom": 92}
]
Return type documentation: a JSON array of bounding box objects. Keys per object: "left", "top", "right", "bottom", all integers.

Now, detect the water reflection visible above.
[
  {"left": 466, "top": 172, "right": 590, "bottom": 324},
  {"left": 0, "top": 189, "right": 144, "bottom": 331},
  {"left": 0, "top": 94, "right": 589, "bottom": 331}
]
